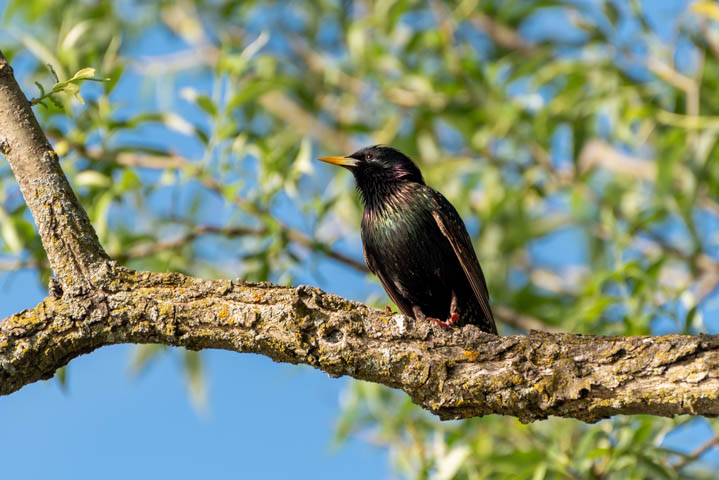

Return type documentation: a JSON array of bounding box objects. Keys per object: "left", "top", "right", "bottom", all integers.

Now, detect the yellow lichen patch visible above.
[
  {"left": 463, "top": 350, "right": 479, "bottom": 362},
  {"left": 6, "top": 310, "right": 46, "bottom": 331},
  {"left": 215, "top": 304, "right": 230, "bottom": 323},
  {"left": 157, "top": 303, "right": 174, "bottom": 318},
  {"left": 533, "top": 381, "right": 547, "bottom": 394}
]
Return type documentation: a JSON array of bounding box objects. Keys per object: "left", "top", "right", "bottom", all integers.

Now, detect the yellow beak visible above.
[{"left": 316, "top": 155, "right": 358, "bottom": 167}]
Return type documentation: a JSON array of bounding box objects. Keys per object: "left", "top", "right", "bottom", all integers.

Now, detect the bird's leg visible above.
[
  {"left": 429, "top": 315, "right": 458, "bottom": 328},
  {"left": 416, "top": 292, "right": 461, "bottom": 327},
  {"left": 446, "top": 290, "right": 460, "bottom": 326},
  {"left": 413, "top": 303, "right": 459, "bottom": 328},
  {"left": 412, "top": 305, "right": 430, "bottom": 322}
]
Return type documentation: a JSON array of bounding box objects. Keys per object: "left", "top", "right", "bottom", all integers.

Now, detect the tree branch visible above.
[
  {"left": 2, "top": 268, "right": 719, "bottom": 423},
  {"left": 0, "top": 51, "right": 109, "bottom": 292},
  {"left": 2, "top": 50, "right": 719, "bottom": 424}
]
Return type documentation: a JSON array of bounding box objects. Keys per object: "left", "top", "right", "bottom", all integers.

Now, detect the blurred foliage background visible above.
[{"left": 3, "top": 0, "right": 719, "bottom": 478}]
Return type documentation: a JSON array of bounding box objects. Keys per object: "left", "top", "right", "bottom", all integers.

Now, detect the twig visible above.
[
  {"left": 673, "top": 434, "right": 719, "bottom": 469},
  {"left": 119, "top": 225, "right": 266, "bottom": 260},
  {"left": 470, "top": 12, "right": 538, "bottom": 55}
]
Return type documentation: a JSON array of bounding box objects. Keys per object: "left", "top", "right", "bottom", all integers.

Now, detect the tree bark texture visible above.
[
  {"left": 1, "top": 50, "right": 718, "bottom": 423},
  {"left": 0, "top": 52, "right": 108, "bottom": 293}
]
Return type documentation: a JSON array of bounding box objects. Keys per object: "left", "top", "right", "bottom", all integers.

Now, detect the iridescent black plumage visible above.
[{"left": 318, "top": 145, "right": 497, "bottom": 334}]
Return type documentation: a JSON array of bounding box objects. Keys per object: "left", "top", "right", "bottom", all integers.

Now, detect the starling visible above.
[{"left": 318, "top": 145, "right": 497, "bottom": 334}]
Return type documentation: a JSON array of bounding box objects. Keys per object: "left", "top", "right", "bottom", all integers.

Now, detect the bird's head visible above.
[{"left": 317, "top": 145, "right": 425, "bottom": 188}]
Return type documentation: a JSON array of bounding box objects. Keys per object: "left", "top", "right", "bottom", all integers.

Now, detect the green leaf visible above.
[
  {"left": 114, "top": 169, "right": 141, "bottom": 194},
  {"left": 182, "top": 349, "right": 207, "bottom": 412},
  {"left": 70, "top": 67, "right": 96, "bottom": 81},
  {"left": 55, "top": 366, "right": 67, "bottom": 391},
  {"left": 74, "top": 170, "right": 112, "bottom": 188},
  {"left": 129, "top": 344, "right": 167, "bottom": 376},
  {"left": 0, "top": 207, "right": 22, "bottom": 254},
  {"left": 196, "top": 95, "right": 217, "bottom": 117}
]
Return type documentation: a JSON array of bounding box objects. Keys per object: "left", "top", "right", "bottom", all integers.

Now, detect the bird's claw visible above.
[{"left": 429, "top": 313, "right": 459, "bottom": 328}]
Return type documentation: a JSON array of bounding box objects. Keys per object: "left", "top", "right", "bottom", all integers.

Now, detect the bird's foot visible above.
[
  {"left": 429, "top": 313, "right": 460, "bottom": 328},
  {"left": 385, "top": 306, "right": 395, "bottom": 314}
]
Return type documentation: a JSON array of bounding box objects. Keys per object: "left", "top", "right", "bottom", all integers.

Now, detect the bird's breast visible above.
[{"left": 361, "top": 194, "right": 452, "bottom": 274}]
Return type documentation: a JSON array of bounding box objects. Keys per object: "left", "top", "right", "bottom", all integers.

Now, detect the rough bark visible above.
[
  {"left": 0, "top": 51, "right": 109, "bottom": 293},
  {"left": 2, "top": 265, "right": 719, "bottom": 423},
  {"left": 1, "top": 50, "right": 718, "bottom": 423}
]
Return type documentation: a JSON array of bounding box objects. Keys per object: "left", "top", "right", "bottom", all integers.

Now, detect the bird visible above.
[{"left": 318, "top": 145, "right": 497, "bottom": 334}]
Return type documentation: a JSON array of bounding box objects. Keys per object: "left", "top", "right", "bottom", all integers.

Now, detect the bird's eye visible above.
[{"left": 365, "top": 154, "right": 374, "bottom": 161}]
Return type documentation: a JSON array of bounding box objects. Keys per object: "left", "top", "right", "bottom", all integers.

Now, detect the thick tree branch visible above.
[
  {"left": 2, "top": 268, "right": 719, "bottom": 423},
  {"left": 1, "top": 50, "right": 718, "bottom": 424}
]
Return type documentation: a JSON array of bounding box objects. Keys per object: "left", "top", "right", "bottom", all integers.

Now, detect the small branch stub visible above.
[{"left": 0, "top": 137, "right": 10, "bottom": 155}]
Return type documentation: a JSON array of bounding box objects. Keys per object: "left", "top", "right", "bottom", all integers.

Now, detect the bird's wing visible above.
[
  {"left": 431, "top": 194, "right": 495, "bottom": 328},
  {"left": 363, "top": 242, "right": 414, "bottom": 318}
]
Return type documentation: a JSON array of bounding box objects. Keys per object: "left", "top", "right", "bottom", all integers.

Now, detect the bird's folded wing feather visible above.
[
  {"left": 431, "top": 196, "right": 495, "bottom": 326},
  {"left": 363, "top": 242, "right": 414, "bottom": 318}
]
